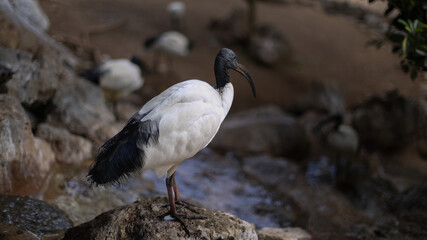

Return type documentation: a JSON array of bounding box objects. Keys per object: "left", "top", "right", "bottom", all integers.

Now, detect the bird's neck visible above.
[{"left": 214, "top": 57, "right": 230, "bottom": 92}]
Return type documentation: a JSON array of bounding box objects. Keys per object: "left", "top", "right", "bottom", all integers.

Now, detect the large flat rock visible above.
[{"left": 63, "top": 197, "right": 258, "bottom": 240}]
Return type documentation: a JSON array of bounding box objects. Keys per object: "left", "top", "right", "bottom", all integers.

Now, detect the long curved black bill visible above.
[{"left": 234, "top": 62, "right": 256, "bottom": 98}]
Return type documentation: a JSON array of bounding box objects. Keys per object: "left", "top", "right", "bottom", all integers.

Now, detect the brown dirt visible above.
[{"left": 39, "top": 0, "right": 421, "bottom": 112}]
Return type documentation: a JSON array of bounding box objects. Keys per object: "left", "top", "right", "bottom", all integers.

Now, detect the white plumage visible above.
[
  {"left": 140, "top": 80, "right": 234, "bottom": 177},
  {"left": 80, "top": 58, "right": 144, "bottom": 102},
  {"left": 327, "top": 124, "right": 358, "bottom": 154},
  {"left": 167, "top": 1, "right": 186, "bottom": 30},
  {"left": 314, "top": 114, "right": 359, "bottom": 155},
  {"left": 146, "top": 31, "right": 191, "bottom": 56},
  {"left": 99, "top": 59, "right": 144, "bottom": 98}
]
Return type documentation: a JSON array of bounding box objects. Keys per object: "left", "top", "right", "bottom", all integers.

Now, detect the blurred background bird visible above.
[
  {"left": 79, "top": 56, "right": 146, "bottom": 116},
  {"left": 313, "top": 113, "right": 359, "bottom": 185},
  {"left": 167, "top": 1, "right": 186, "bottom": 31},
  {"left": 144, "top": 31, "right": 193, "bottom": 73}
]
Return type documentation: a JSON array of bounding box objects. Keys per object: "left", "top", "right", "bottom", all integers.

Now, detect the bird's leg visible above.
[
  {"left": 171, "top": 172, "right": 180, "bottom": 201},
  {"left": 171, "top": 172, "right": 201, "bottom": 214},
  {"left": 158, "top": 175, "right": 190, "bottom": 235}
]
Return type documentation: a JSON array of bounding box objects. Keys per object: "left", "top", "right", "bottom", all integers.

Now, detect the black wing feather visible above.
[
  {"left": 78, "top": 66, "right": 106, "bottom": 85},
  {"left": 87, "top": 113, "right": 159, "bottom": 185}
]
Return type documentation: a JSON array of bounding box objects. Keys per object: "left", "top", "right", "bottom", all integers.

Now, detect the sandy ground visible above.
[{"left": 39, "top": 0, "right": 421, "bottom": 112}]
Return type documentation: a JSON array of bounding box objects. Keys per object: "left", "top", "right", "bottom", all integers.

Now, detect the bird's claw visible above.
[
  {"left": 157, "top": 211, "right": 191, "bottom": 235},
  {"left": 160, "top": 200, "right": 201, "bottom": 214},
  {"left": 176, "top": 200, "right": 201, "bottom": 214},
  {"left": 157, "top": 210, "right": 206, "bottom": 236}
]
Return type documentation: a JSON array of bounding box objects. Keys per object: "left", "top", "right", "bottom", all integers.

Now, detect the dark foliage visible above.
[{"left": 369, "top": 0, "right": 427, "bottom": 80}]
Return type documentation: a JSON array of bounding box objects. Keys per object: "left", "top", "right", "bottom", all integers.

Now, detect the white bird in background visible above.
[
  {"left": 313, "top": 114, "right": 359, "bottom": 183},
  {"left": 167, "top": 1, "right": 186, "bottom": 30},
  {"left": 79, "top": 57, "right": 145, "bottom": 103},
  {"left": 313, "top": 114, "right": 358, "bottom": 154},
  {"left": 144, "top": 31, "right": 193, "bottom": 73},
  {"left": 87, "top": 48, "right": 256, "bottom": 234}
]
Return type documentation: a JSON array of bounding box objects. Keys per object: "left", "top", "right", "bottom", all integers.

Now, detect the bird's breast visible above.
[{"left": 141, "top": 81, "right": 231, "bottom": 171}]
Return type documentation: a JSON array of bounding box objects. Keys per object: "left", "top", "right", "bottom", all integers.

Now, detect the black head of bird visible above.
[{"left": 214, "top": 48, "right": 256, "bottom": 98}]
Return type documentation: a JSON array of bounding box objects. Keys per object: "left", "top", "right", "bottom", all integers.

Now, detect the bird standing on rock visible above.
[{"left": 87, "top": 48, "right": 256, "bottom": 234}]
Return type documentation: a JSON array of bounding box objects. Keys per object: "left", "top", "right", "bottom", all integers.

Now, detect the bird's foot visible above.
[
  {"left": 175, "top": 200, "right": 201, "bottom": 214},
  {"left": 157, "top": 210, "right": 206, "bottom": 236},
  {"left": 160, "top": 200, "right": 201, "bottom": 214}
]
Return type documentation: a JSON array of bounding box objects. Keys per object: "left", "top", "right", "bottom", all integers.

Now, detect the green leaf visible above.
[
  {"left": 398, "top": 19, "right": 408, "bottom": 27},
  {"left": 402, "top": 37, "right": 408, "bottom": 55},
  {"left": 416, "top": 49, "right": 427, "bottom": 56}
]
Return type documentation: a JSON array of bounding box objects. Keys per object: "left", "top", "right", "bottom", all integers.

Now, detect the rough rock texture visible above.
[
  {"left": 0, "top": 0, "right": 77, "bottom": 66},
  {"left": 0, "top": 94, "right": 55, "bottom": 193},
  {"left": 0, "top": 64, "right": 14, "bottom": 85},
  {"left": 210, "top": 106, "right": 310, "bottom": 159},
  {"left": 0, "top": 223, "right": 39, "bottom": 240},
  {"left": 242, "top": 155, "right": 366, "bottom": 234},
  {"left": 0, "top": 46, "right": 62, "bottom": 107},
  {"left": 36, "top": 123, "right": 93, "bottom": 165},
  {"left": 0, "top": 194, "right": 72, "bottom": 239},
  {"left": 249, "top": 25, "right": 291, "bottom": 66},
  {"left": 258, "top": 227, "right": 311, "bottom": 240},
  {"left": 46, "top": 74, "right": 115, "bottom": 144},
  {"left": 63, "top": 197, "right": 258, "bottom": 240},
  {"left": 351, "top": 90, "right": 425, "bottom": 151},
  {"left": 10, "top": 0, "right": 49, "bottom": 31},
  {"left": 388, "top": 185, "right": 427, "bottom": 224},
  {"left": 291, "top": 82, "right": 344, "bottom": 115}
]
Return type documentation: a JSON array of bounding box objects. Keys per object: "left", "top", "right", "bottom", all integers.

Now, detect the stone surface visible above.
[
  {"left": 258, "top": 227, "right": 311, "bottom": 240},
  {"left": 10, "top": 0, "right": 50, "bottom": 31},
  {"left": 63, "top": 197, "right": 258, "bottom": 240},
  {"left": 0, "top": 64, "right": 13, "bottom": 85},
  {"left": 0, "top": 46, "right": 62, "bottom": 107},
  {"left": 351, "top": 90, "right": 424, "bottom": 151},
  {"left": 242, "top": 155, "right": 366, "bottom": 234},
  {"left": 0, "top": 194, "right": 71, "bottom": 239},
  {"left": 36, "top": 123, "right": 93, "bottom": 165},
  {"left": 115, "top": 100, "right": 140, "bottom": 121},
  {"left": 291, "top": 81, "right": 344, "bottom": 115},
  {"left": 0, "top": 94, "right": 55, "bottom": 193},
  {"left": 46, "top": 74, "right": 115, "bottom": 144},
  {"left": 0, "top": 223, "right": 39, "bottom": 240},
  {"left": 0, "top": 1, "right": 78, "bottom": 66},
  {"left": 210, "top": 106, "right": 310, "bottom": 159},
  {"left": 388, "top": 185, "right": 427, "bottom": 224}
]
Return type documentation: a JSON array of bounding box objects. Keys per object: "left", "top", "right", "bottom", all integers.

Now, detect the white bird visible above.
[
  {"left": 313, "top": 114, "right": 359, "bottom": 184},
  {"left": 313, "top": 114, "right": 358, "bottom": 154},
  {"left": 144, "top": 31, "right": 193, "bottom": 72},
  {"left": 87, "top": 48, "right": 256, "bottom": 234},
  {"left": 167, "top": 1, "right": 186, "bottom": 30},
  {"left": 79, "top": 57, "right": 145, "bottom": 103}
]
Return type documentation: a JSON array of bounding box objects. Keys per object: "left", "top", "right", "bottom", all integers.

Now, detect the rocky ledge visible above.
[{"left": 63, "top": 197, "right": 258, "bottom": 240}]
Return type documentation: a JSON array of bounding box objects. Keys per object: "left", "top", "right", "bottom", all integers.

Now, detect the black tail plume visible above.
[{"left": 87, "top": 117, "right": 159, "bottom": 185}]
